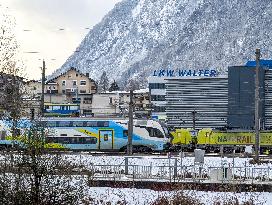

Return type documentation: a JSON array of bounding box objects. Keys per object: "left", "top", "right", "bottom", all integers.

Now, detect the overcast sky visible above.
[{"left": 1, "top": 0, "right": 122, "bottom": 80}]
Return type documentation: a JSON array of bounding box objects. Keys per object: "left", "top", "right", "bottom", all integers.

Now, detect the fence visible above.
[{"left": 89, "top": 157, "right": 272, "bottom": 184}]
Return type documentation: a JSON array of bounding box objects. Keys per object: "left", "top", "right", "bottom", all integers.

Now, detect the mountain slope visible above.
[{"left": 51, "top": 0, "right": 272, "bottom": 88}]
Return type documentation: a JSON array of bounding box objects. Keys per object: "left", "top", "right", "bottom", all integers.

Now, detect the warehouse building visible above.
[
  {"left": 149, "top": 61, "right": 272, "bottom": 130},
  {"left": 149, "top": 69, "right": 228, "bottom": 129}
]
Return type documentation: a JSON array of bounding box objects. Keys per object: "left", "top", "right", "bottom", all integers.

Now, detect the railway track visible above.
[{"left": 0, "top": 149, "right": 272, "bottom": 159}]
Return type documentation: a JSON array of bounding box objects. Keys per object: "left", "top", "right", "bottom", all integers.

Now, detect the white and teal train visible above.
[{"left": 0, "top": 118, "right": 170, "bottom": 152}]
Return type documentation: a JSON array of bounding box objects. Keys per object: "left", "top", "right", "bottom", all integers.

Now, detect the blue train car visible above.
[
  {"left": 0, "top": 118, "right": 170, "bottom": 152},
  {"left": 44, "top": 103, "right": 80, "bottom": 117}
]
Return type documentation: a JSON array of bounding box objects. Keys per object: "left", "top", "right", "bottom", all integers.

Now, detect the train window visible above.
[
  {"left": 70, "top": 138, "right": 78, "bottom": 144},
  {"left": 146, "top": 127, "right": 164, "bottom": 138},
  {"left": 46, "top": 137, "right": 52, "bottom": 143},
  {"left": 70, "top": 106, "right": 79, "bottom": 110},
  {"left": 46, "top": 137, "right": 58, "bottom": 143},
  {"left": 86, "top": 121, "right": 97, "bottom": 127},
  {"left": 86, "top": 137, "right": 97, "bottom": 144},
  {"left": 104, "top": 134, "right": 108, "bottom": 141},
  {"left": 52, "top": 106, "right": 61, "bottom": 110},
  {"left": 58, "top": 137, "right": 69, "bottom": 144},
  {"left": 73, "top": 121, "right": 84, "bottom": 127},
  {"left": 46, "top": 121, "right": 57, "bottom": 127},
  {"left": 78, "top": 138, "right": 86, "bottom": 144},
  {"left": 58, "top": 121, "right": 72, "bottom": 127},
  {"left": 97, "top": 121, "right": 109, "bottom": 127}
]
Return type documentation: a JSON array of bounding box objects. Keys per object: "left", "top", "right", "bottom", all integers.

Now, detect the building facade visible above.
[
  {"left": 228, "top": 60, "right": 272, "bottom": 129},
  {"left": 166, "top": 76, "right": 228, "bottom": 129},
  {"left": 45, "top": 68, "right": 97, "bottom": 115},
  {"left": 148, "top": 76, "right": 166, "bottom": 120},
  {"left": 228, "top": 66, "right": 265, "bottom": 129},
  {"left": 92, "top": 89, "right": 151, "bottom": 118}
]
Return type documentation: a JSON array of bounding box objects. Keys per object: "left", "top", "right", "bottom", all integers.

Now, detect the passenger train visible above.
[{"left": 0, "top": 118, "right": 170, "bottom": 152}]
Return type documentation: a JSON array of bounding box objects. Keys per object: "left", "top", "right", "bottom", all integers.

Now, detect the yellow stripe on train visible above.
[{"left": 76, "top": 128, "right": 98, "bottom": 138}]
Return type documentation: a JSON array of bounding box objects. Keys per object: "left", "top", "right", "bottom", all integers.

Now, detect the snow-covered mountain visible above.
[{"left": 51, "top": 0, "right": 272, "bottom": 88}]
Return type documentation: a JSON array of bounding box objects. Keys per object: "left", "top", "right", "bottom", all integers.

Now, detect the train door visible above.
[{"left": 98, "top": 129, "right": 114, "bottom": 150}]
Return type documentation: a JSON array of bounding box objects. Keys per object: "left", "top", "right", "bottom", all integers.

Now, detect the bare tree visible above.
[
  {"left": 0, "top": 121, "right": 86, "bottom": 205},
  {"left": 0, "top": 13, "right": 21, "bottom": 75},
  {"left": 0, "top": 12, "right": 87, "bottom": 205},
  {"left": 0, "top": 12, "right": 28, "bottom": 134}
]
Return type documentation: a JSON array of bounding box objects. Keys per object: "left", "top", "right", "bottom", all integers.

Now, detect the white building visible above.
[
  {"left": 148, "top": 76, "right": 167, "bottom": 121},
  {"left": 92, "top": 89, "right": 151, "bottom": 118}
]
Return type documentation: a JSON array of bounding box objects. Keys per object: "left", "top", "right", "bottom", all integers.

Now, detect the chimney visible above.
[{"left": 86, "top": 73, "right": 89, "bottom": 78}]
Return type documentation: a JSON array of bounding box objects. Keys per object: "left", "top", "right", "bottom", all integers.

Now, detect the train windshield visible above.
[{"left": 157, "top": 121, "right": 169, "bottom": 138}]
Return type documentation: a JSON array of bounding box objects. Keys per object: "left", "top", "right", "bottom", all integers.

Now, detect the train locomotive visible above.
[{"left": 171, "top": 128, "right": 272, "bottom": 153}]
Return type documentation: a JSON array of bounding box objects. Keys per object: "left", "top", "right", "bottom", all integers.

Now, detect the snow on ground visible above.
[
  {"left": 86, "top": 187, "right": 271, "bottom": 205},
  {"left": 62, "top": 154, "right": 272, "bottom": 170}
]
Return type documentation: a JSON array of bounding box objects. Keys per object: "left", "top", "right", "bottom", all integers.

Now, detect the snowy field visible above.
[{"left": 86, "top": 187, "right": 271, "bottom": 205}]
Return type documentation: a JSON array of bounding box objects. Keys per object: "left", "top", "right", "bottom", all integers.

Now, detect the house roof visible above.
[{"left": 46, "top": 67, "right": 95, "bottom": 83}]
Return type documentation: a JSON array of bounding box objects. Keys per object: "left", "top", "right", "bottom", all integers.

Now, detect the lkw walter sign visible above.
[{"left": 153, "top": 69, "right": 218, "bottom": 77}]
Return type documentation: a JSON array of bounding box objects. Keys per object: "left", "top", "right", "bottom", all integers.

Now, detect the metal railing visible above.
[{"left": 88, "top": 158, "right": 272, "bottom": 184}]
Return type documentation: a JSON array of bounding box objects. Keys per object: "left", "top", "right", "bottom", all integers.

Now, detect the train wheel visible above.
[{"left": 119, "top": 146, "right": 127, "bottom": 153}]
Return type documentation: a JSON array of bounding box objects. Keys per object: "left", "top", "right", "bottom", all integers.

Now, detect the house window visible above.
[
  {"left": 76, "top": 74, "right": 78, "bottom": 77},
  {"left": 80, "top": 90, "right": 86, "bottom": 94},
  {"left": 62, "top": 80, "right": 66, "bottom": 86},
  {"left": 62, "top": 90, "right": 66, "bottom": 94},
  {"left": 80, "top": 80, "right": 86, "bottom": 85},
  {"left": 73, "top": 80, "right": 77, "bottom": 86}
]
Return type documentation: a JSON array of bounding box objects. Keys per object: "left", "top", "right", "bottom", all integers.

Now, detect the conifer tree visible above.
[
  {"left": 98, "top": 71, "right": 109, "bottom": 92},
  {"left": 109, "top": 80, "right": 120, "bottom": 92}
]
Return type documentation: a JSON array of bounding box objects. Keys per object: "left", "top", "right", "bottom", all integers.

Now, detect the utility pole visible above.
[
  {"left": 40, "top": 60, "right": 46, "bottom": 117},
  {"left": 255, "top": 48, "right": 261, "bottom": 162},
  {"left": 127, "top": 90, "right": 134, "bottom": 155}
]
